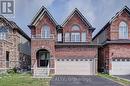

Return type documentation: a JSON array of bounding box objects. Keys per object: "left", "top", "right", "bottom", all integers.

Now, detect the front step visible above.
[{"left": 33, "top": 68, "right": 49, "bottom": 78}]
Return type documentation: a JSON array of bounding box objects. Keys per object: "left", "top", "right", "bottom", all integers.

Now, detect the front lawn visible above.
[{"left": 0, "top": 73, "right": 51, "bottom": 86}]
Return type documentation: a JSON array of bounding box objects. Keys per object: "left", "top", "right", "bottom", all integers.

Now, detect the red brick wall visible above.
[
  {"left": 55, "top": 46, "right": 97, "bottom": 58},
  {"left": 31, "top": 13, "right": 56, "bottom": 68},
  {"left": 109, "top": 44, "right": 130, "bottom": 59},
  {"left": 63, "top": 13, "right": 92, "bottom": 43},
  {"left": 110, "top": 10, "right": 130, "bottom": 40},
  {"left": 33, "top": 13, "right": 56, "bottom": 37},
  {"left": 30, "top": 10, "right": 96, "bottom": 74}
]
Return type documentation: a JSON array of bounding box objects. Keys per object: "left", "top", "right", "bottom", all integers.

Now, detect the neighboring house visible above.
[
  {"left": 28, "top": 6, "right": 98, "bottom": 77},
  {"left": 93, "top": 6, "right": 130, "bottom": 75},
  {"left": 0, "top": 15, "right": 31, "bottom": 72}
]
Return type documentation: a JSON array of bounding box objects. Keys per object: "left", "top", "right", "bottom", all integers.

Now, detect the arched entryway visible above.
[{"left": 36, "top": 49, "right": 50, "bottom": 67}]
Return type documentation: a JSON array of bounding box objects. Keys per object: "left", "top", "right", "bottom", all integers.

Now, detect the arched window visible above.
[
  {"left": 72, "top": 25, "right": 80, "bottom": 31},
  {"left": 119, "top": 21, "right": 128, "bottom": 39},
  {"left": 0, "top": 26, "right": 8, "bottom": 40},
  {"left": 41, "top": 25, "right": 50, "bottom": 38}
]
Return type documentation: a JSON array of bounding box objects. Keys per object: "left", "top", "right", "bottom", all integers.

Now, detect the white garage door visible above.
[
  {"left": 55, "top": 58, "right": 96, "bottom": 75},
  {"left": 110, "top": 58, "right": 130, "bottom": 75}
]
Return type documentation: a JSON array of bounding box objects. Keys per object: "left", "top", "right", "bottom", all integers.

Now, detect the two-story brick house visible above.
[
  {"left": 93, "top": 6, "right": 130, "bottom": 75},
  {"left": 28, "top": 6, "right": 98, "bottom": 77},
  {"left": 0, "top": 15, "right": 31, "bottom": 73}
]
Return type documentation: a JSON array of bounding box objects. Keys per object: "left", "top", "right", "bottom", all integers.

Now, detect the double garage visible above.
[{"left": 55, "top": 58, "right": 97, "bottom": 75}]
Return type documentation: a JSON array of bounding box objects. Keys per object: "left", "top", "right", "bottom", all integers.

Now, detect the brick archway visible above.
[{"left": 35, "top": 46, "right": 51, "bottom": 56}]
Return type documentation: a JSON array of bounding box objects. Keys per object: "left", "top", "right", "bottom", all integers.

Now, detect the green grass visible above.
[
  {"left": 0, "top": 73, "right": 51, "bottom": 86},
  {"left": 98, "top": 73, "right": 130, "bottom": 86}
]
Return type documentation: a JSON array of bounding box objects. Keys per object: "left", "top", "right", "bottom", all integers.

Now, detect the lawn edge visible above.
[
  {"left": 113, "top": 76, "right": 130, "bottom": 82},
  {"left": 97, "top": 73, "right": 127, "bottom": 86}
]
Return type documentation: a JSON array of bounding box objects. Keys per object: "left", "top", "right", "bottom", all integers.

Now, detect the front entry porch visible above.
[{"left": 32, "top": 49, "right": 55, "bottom": 78}]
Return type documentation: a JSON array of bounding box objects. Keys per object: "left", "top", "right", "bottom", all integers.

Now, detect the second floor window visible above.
[
  {"left": 57, "top": 33, "right": 62, "bottom": 42},
  {"left": 81, "top": 32, "right": 86, "bottom": 42},
  {"left": 65, "top": 33, "right": 70, "bottom": 42},
  {"left": 41, "top": 25, "right": 50, "bottom": 38},
  {"left": 72, "top": 25, "right": 80, "bottom": 31},
  {"left": 71, "top": 33, "right": 80, "bottom": 42},
  {"left": 0, "top": 26, "right": 8, "bottom": 40},
  {"left": 119, "top": 21, "right": 128, "bottom": 39}
]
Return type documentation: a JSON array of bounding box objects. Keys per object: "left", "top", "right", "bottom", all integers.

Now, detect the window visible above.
[
  {"left": 57, "top": 59, "right": 60, "bottom": 61},
  {"left": 71, "top": 33, "right": 80, "bottom": 42},
  {"left": 57, "top": 33, "right": 62, "bottom": 42},
  {"left": 81, "top": 32, "right": 86, "bottom": 42},
  {"left": 6, "top": 51, "right": 9, "bottom": 61},
  {"left": 41, "top": 25, "right": 50, "bottom": 38},
  {"left": 72, "top": 25, "right": 80, "bottom": 31},
  {"left": 0, "top": 26, "right": 8, "bottom": 40},
  {"left": 65, "top": 33, "right": 70, "bottom": 42},
  {"left": 6, "top": 51, "right": 9, "bottom": 68},
  {"left": 119, "top": 21, "right": 128, "bottom": 39}
]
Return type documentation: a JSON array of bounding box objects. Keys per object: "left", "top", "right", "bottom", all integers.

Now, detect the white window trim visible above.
[
  {"left": 57, "top": 33, "right": 62, "bottom": 42},
  {"left": 71, "top": 32, "right": 80, "bottom": 42},
  {"left": 81, "top": 32, "right": 86, "bottom": 42},
  {"left": 65, "top": 33, "right": 70, "bottom": 42},
  {"left": 41, "top": 25, "right": 51, "bottom": 38},
  {"left": 72, "top": 24, "right": 80, "bottom": 31},
  {"left": 119, "top": 21, "right": 128, "bottom": 39}
]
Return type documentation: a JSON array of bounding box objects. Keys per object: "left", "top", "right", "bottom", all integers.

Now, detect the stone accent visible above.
[{"left": 0, "top": 17, "right": 31, "bottom": 72}]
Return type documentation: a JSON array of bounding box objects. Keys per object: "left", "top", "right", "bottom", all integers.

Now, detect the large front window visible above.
[
  {"left": 41, "top": 25, "right": 51, "bottom": 38},
  {"left": 119, "top": 21, "right": 128, "bottom": 39},
  {"left": 0, "top": 26, "right": 8, "bottom": 40},
  {"left": 64, "top": 24, "right": 87, "bottom": 42}
]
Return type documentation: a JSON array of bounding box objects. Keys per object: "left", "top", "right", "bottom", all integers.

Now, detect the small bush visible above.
[{"left": 7, "top": 67, "right": 17, "bottom": 74}]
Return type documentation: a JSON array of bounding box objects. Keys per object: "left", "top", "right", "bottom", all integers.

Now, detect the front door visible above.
[{"left": 37, "top": 49, "right": 50, "bottom": 67}]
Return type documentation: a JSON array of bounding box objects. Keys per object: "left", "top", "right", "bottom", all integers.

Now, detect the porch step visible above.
[{"left": 33, "top": 68, "right": 49, "bottom": 78}]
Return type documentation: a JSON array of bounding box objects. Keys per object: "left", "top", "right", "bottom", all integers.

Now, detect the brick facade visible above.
[
  {"left": 0, "top": 16, "right": 31, "bottom": 72},
  {"left": 29, "top": 7, "right": 98, "bottom": 76},
  {"left": 93, "top": 6, "right": 130, "bottom": 74}
]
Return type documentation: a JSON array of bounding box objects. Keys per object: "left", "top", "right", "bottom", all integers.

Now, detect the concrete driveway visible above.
[{"left": 50, "top": 75, "right": 122, "bottom": 86}]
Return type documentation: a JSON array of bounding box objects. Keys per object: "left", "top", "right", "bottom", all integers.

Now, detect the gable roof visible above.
[
  {"left": 0, "top": 15, "right": 30, "bottom": 41},
  {"left": 29, "top": 6, "right": 58, "bottom": 27},
  {"left": 61, "top": 8, "right": 95, "bottom": 31},
  {"left": 93, "top": 6, "right": 130, "bottom": 40}
]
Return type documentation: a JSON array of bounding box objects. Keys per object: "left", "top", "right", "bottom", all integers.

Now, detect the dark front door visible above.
[
  {"left": 40, "top": 60, "right": 49, "bottom": 67},
  {"left": 37, "top": 49, "right": 50, "bottom": 67}
]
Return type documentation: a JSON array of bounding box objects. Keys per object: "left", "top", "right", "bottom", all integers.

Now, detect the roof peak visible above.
[
  {"left": 123, "top": 5, "right": 129, "bottom": 9},
  {"left": 62, "top": 7, "right": 93, "bottom": 28}
]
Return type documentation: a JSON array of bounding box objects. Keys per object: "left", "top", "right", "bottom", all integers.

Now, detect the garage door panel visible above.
[
  {"left": 111, "top": 59, "right": 130, "bottom": 75},
  {"left": 55, "top": 59, "right": 95, "bottom": 75}
]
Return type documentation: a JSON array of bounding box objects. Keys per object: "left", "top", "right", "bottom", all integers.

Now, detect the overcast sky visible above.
[{"left": 8, "top": 0, "right": 130, "bottom": 37}]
